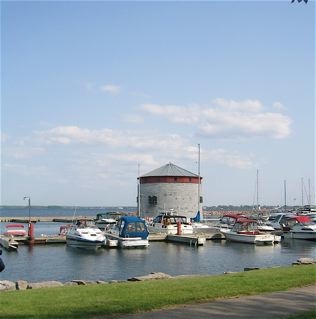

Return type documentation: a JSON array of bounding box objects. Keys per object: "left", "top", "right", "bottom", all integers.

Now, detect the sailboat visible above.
[{"left": 249, "top": 170, "right": 281, "bottom": 242}]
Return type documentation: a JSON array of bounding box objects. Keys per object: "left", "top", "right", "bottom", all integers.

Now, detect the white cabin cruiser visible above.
[
  {"left": 105, "top": 216, "right": 149, "bottom": 248},
  {"left": 66, "top": 220, "right": 106, "bottom": 249},
  {"left": 149, "top": 212, "right": 193, "bottom": 235},
  {"left": 282, "top": 215, "right": 316, "bottom": 241},
  {"left": 222, "top": 219, "right": 277, "bottom": 245}
]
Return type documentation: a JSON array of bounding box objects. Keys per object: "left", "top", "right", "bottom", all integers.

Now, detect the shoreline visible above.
[{"left": 1, "top": 258, "right": 315, "bottom": 292}]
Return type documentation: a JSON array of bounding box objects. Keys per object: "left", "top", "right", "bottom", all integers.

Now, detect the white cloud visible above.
[
  {"left": 36, "top": 126, "right": 187, "bottom": 151},
  {"left": 141, "top": 99, "right": 291, "bottom": 139},
  {"left": 37, "top": 126, "right": 122, "bottom": 146},
  {"left": 212, "top": 98, "right": 263, "bottom": 112},
  {"left": 141, "top": 103, "right": 201, "bottom": 124},
  {"left": 204, "top": 149, "right": 255, "bottom": 169},
  {"left": 100, "top": 84, "right": 121, "bottom": 95}
]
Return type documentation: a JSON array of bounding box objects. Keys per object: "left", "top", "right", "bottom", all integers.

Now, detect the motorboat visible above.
[
  {"left": 282, "top": 215, "right": 316, "bottom": 241},
  {"left": 216, "top": 213, "right": 246, "bottom": 232},
  {"left": 94, "top": 212, "right": 122, "bottom": 231},
  {"left": 0, "top": 235, "right": 19, "bottom": 251},
  {"left": 222, "top": 218, "right": 277, "bottom": 245},
  {"left": 266, "top": 212, "right": 295, "bottom": 230},
  {"left": 149, "top": 212, "right": 193, "bottom": 235},
  {"left": 3, "top": 223, "right": 27, "bottom": 237},
  {"left": 66, "top": 220, "right": 106, "bottom": 249},
  {"left": 190, "top": 211, "right": 214, "bottom": 232},
  {"left": 105, "top": 216, "right": 149, "bottom": 248}
]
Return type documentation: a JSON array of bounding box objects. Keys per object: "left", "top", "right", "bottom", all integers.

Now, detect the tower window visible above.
[{"left": 148, "top": 196, "right": 157, "bottom": 205}]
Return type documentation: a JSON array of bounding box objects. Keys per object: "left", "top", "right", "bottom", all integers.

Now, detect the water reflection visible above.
[{"left": 1, "top": 230, "right": 315, "bottom": 283}]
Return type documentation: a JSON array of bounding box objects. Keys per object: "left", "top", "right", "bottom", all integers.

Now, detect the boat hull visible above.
[
  {"left": 119, "top": 238, "right": 149, "bottom": 248},
  {"left": 0, "top": 236, "right": 19, "bottom": 251},
  {"left": 223, "top": 232, "right": 275, "bottom": 245},
  {"left": 66, "top": 236, "right": 105, "bottom": 249},
  {"left": 149, "top": 224, "right": 193, "bottom": 235},
  {"left": 283, "top": 231, "right": 316, "bottom": 241}
]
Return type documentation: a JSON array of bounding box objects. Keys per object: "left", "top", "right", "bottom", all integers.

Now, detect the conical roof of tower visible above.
[{"left": 141, "top": 162, "right": 199, "bottom": 178}]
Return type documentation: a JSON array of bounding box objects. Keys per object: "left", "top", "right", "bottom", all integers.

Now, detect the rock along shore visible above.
[{"left": 1, "top": 258, "right": 315, "bottom": 292}]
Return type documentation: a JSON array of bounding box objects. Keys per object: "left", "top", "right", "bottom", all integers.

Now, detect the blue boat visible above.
[{"left": 105, "top": 216, "right": 149, "bottom": 248}]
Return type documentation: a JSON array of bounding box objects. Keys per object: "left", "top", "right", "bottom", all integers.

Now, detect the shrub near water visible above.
[{"left": 0, "top": 265, "right": 315, "bottom": 319}]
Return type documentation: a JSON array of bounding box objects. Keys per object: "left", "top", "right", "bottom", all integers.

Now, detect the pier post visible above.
[
  {"left": 28, "top": 222, "right": 35, "bottom": 244},
  {"left": 177, "top": 222, "right": 182, "bottom": 235}
]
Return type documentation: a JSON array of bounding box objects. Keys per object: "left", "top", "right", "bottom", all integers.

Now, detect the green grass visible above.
[
  {"left": 1, "top": 265, "right": 315, "bottom": 319},
  {"left": 283, "top": 310, "right": 316, "bottom": 319}
]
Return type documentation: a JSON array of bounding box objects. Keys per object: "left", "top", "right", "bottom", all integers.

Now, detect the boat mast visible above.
[
  {"left": 137, "top": 163, "right": 141, "bottom": 217},
  {"left": 284, "top": 180, "right": 287, "bottom": 211},
  {"left": 308, "top": 178, "right": 311, "bottom": 205},
  {"left": 301, "top": 177, "right": 304, "bottom": 206},
  {"left": 256, "top": 169, "right": 259, "bottom": 211},
  {"left": 198, "top": 143, "right": 201, "bottom": 215}
]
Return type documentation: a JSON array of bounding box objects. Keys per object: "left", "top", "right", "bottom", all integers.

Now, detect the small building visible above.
[{"left": 137, "top": 162, "right": 202, "bottom": 219}]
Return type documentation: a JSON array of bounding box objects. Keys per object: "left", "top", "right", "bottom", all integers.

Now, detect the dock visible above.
[
  {"left": 0, "top": 216, "right": 225, "bottom": 250},
  {"left": 0, "top": 216, "right": 93, "bottom": 223},
  {"left": 167, "top": 234, "right": 206, "bottom": 246}
]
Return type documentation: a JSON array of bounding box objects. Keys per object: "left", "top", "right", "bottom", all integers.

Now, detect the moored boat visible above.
[
  {"left": 0, "top": 235, "right": 19, "bottom": 251},
  {"left": 282, "top": 215, "right": 316, "bottom": 241},
  {"left": 3, "top": 223, "right": 27, "bottom": 237},
  {"left": 105, "top": 216, "right": 149, "bottom": 248},
  {"left": 66, "top": 220, "right": 106, "bottom": 249},
  {"left": 149, "top": 212, "right": 193, "bottom": 235},
  {"left": 222, "top": 218, "right": 277, "bottom": 245},
  {"left": 94, "top": 212, "right": 122, "bottom": 231}
]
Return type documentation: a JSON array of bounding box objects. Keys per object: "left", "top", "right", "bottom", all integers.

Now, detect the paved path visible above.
[{"left": 110, "top": 285, "right": 316, "bottom": 319}]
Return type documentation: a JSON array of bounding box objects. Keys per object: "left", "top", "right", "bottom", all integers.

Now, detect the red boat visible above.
[{"left": 3, "top": 224, "right": 27, "bottom": 237}]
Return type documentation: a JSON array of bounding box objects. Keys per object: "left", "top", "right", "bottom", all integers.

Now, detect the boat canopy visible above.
[
  {"left": 6, "top": 224, "right": 25, "bottom": 228},
  {"left": 287, "top": 215, "right": 311, "bottom": 224},
  {"left": 95, "top": 212, "right": 122, "bottom": 220},
  {"left": 118, "top": 216, "right": 149, "bottom": 239}
]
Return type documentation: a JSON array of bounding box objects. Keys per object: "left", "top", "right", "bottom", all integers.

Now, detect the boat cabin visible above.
[
  {"left": 232, "top": 219, "right": 261, "bottom": 235},
  {"left": 117, "top": 216, "right": 149, "bottom": 239}
]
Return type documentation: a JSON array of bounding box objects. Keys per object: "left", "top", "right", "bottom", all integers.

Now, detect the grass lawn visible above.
[{"left": 1, "top": 265, "right": 315, "bottom": 319}]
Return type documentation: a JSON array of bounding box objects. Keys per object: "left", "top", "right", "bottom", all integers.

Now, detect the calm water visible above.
[{"left": 1, "top": 207, "right": 316, "bottom": 283}]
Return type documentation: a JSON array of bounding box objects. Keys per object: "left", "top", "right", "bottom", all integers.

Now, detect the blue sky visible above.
[{"left": 1, "top": 1, "right": 315, "bottom": 207}]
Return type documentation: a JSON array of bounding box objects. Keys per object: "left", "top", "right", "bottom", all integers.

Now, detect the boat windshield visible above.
[{"left": 126, "top": 222, "right": 146, "bottom": 232}]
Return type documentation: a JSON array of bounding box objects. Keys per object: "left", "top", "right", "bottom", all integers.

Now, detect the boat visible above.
[
  {"left": 105, "top": 216, "right": 149, "bottom": 248},
  {"left": 3, "top": 223, "right": 27, "bottom": 237},
  {"left": 0, "top": 235, "right": 19, "bottom": 251},
  {"left": 149, "top": 212, "right": 194, "bottom": 235},
  {"left": 190, "top": 211, "right": 214, "bottom": 232},
  {"left": 66, "top": 220, "right": 106, "bottom": 249},
  {"left": 94, "top": 212, "right": 122, "bottom": 230},
  {"left": 282, "top": 215, "right": 316, "bottom": 241},
  {"left": 216, "top": 213, "right": 246, "bottom": 232},
  {"left": 222, "top": 218, "right": 277, "bottom": 245},
  {"left": 295, "top": 205, "right": 316, "bottom": 223}
]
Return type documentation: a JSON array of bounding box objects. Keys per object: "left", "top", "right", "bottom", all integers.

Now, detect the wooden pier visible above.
[
  {"left": 0, "top": 216, "right": 93, "bottom": 223},
  {"left": 166, "top": 234, "right": 206, "bottom": 246}
]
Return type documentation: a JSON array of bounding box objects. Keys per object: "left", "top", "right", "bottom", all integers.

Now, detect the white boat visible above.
[
  {"left": 94, "top": 212, "right": 122, "bottom": 231},
  {"left": 149, "top": 212, "right": 193, "bottom": 235},
  {"left": 222, "top": 219, "right": 277, "bottom": 245},
  {"left": 0, "top": 235, "right": 19, "bottom": 251},
  {"left": 282, "top": 215, "right": 316, "bottom": 241},
  {"left": 105, "top": 216, "right": 149, "bottom": 248},
  {"left": 66, "top": 220, "right": 106, "bottom": 249}
]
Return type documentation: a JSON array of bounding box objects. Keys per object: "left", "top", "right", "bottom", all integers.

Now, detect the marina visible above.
[{"left": 1, "top": 206, "right": 315, "bottom": 284}]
